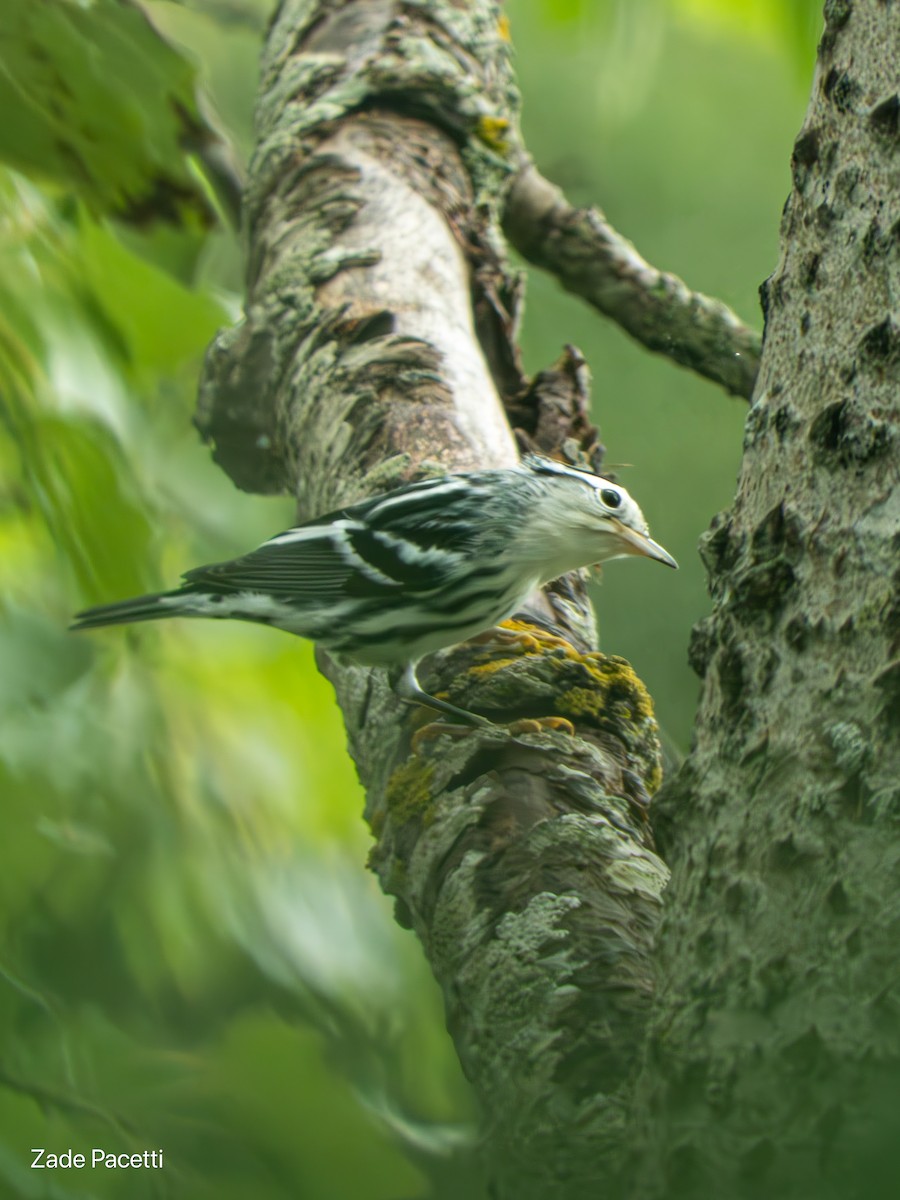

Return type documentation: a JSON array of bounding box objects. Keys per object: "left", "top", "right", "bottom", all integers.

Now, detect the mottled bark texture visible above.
[
  {"left": 634, "top": 3, "right": 900, "bottom": 1197},
  {"left": 198, "top": 2, "right": 669, "bottom": 1196},
  {"left": 504, "top": 162, "right": 761, "bottom": 399}
]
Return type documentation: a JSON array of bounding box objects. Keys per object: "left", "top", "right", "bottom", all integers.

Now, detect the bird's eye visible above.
[{"left": 600, "top": 488, "right": 621, "bottom": 509}]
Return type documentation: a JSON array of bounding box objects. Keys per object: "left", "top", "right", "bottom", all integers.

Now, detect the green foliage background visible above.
[{"left": 0, "top": 1, "right": 813, "bottom": 1196}]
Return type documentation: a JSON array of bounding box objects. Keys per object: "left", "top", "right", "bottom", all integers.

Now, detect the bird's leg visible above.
[
  {"left": 391, "top": 662, "right": 494, "bottom": 728},
  {"left": 390, "top": 664, "right": 576, "bottom": 751},
  {"left": 467, "top": 624, "right": 578, "bottom": 736}
]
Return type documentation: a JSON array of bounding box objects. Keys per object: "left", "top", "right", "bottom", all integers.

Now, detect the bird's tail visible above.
[{"left": 70, "top": 591, "right": 181, "bottom": 632}]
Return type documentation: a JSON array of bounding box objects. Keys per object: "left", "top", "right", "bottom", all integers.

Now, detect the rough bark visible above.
[{"left": 634, "top": 3, "right": 900, "bottom": 1196}]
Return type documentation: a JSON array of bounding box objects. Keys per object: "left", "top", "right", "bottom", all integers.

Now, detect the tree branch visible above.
[
  {"left": 504, "top": 160, "right": 762, "bottom": 399},
  {"left": 197, "top": 1, "right": 668, "bottom": 1194}
]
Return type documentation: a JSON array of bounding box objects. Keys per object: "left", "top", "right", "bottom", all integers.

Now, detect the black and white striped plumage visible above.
[{"left": 71, "top": 456, "right": 676, "bottom": 725}]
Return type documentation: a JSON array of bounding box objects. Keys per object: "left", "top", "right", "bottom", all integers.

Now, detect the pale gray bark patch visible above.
[{"left": 313, "top": 124, "right": 517, "bottom": 465}]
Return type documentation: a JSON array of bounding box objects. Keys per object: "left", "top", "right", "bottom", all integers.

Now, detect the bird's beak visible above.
[{"left": 610, "top": 519, "right": 679, "bottom": 569}]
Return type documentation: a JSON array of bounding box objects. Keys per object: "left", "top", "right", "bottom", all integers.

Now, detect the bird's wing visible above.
[
  {"left": 180, "top": 516, "right": 466, "bottom": 601},
  {"left": 357, "top": 475, "right": 488, "bottom": 554},
  {"left": 180, "top": 474, "right": 495, "bottom": 602}
]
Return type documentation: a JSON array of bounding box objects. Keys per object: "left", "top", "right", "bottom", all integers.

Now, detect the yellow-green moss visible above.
[
  {"left": 468, "top": 657, "right": 519, "bottom": 676},
  {"left": 647, "top": 761, "right": 664, "bottom": 795},
  {"left": 476, "top": 114, "right": 511, "bottom": 152},
  {"left": 497, "top": 618, "right": 537, "bottom": 635},
  {"left": 560, "top": 655, "right": 655, "bottom": 724},
  {"left": 385, "top": 757, "right": 437, "bottom": 828}
]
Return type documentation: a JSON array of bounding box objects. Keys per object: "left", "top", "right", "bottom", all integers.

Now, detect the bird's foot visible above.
[
  {"left": 411, "top": 714, "right": 576, "bottom": 750},
  {"left": 411, "top": 721, "right": 483, "bottom": 753},
  {"left": 471, "top": 622, "right": 578, "bottom": 658},
  {"left": 507, "top": 716, "right": 576, "bottom": 737}
]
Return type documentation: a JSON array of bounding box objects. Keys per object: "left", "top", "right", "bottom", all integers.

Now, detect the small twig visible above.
[
  {"left": 0, "top": 1063, "right": 136, "bottom": 1137},
  {"left": 504, "top": 161, "right": 761, "bottom": 400}
]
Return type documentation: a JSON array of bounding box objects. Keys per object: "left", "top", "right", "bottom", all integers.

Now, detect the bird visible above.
[{"left": 71, "top": 455, "right": 677, "bottom": 726}]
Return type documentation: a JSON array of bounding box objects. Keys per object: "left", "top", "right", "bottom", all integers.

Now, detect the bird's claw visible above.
[
  {"left": 411, "top": 721, "right": 482, "bottom": 752},
  {"left": 471, "top": 622, "right": 578, "bottom": 658},
  {"left": 508, "top": 716, "right": 576, "bottom": 737},
  {"left": 411, "top": 713, "right": 576, "bottom": 751}
]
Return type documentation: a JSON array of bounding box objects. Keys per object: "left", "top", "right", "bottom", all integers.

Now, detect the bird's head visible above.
[{"left": 516, "top": 456, "right": 678, "bottom": 579}]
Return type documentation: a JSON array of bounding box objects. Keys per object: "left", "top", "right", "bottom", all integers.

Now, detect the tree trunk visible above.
[
  {"left": 635, "top": 3, "right": 900, "bottom": 1196},
  {"left": 197, "top": 1, "right": 900, "bottom": 1197}
]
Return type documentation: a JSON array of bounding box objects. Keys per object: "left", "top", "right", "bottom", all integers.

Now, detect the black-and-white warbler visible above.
[{"left": 71, "top": 455, "right": 676, "bottom": 725}]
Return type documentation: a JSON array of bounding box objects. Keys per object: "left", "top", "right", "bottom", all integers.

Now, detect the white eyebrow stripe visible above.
[{"left": 527, "top": 457, "right": 603, "bottom": 485}]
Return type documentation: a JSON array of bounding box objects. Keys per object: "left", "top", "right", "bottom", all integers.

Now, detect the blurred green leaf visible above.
[
  {"left": 71, "top": 216, "right": 228, "bottom": 376},
  {"left": 201, "top": 1014, "right": 428, "bottom": 1200},
  {"left": 0, "top": 606, "right": 93, "bottom": 714},
  {"left": 11, "top": 411, "right": 159, "bottom": 603},
  {"left": 0, "top": 0, "right": 228, "bottom": 227}
]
